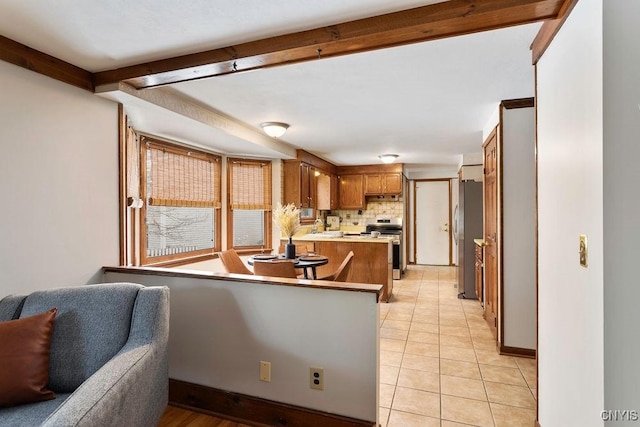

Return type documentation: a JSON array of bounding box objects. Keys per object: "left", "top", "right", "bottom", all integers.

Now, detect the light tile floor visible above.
[{"left": 379, "top": 265, "right": 537, "bottom": 427}]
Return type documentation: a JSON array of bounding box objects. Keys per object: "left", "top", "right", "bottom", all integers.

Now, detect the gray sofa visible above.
[{"left": 0, "top": 283, "right": 169, "bottom": 427}]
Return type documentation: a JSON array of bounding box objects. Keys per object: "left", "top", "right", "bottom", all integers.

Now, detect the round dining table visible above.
[{"left": 248, "top": 254, "right": 329, "bottom": 279}]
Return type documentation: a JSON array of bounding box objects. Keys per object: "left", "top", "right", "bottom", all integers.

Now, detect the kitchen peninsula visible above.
[{"left": 285, "top": 234, "right": 393, "bottom": 302}]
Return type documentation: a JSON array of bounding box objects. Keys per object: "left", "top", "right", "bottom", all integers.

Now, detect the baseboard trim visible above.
[
  {"left": 499, "top": 345, "right": 536, "bottom": 358},
  {"left": 169, "top": 379, "right": 376, "bottom": 427}
]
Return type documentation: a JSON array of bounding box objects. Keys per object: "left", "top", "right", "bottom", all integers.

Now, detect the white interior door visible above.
[{"left": 416, "top": 180, "right": 450, "bottom": 265}]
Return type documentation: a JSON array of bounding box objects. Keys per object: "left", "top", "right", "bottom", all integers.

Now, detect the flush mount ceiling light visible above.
[
  {"left": 260, "top": 122, "right": 289, "bottom": 138},
  {"left": 378, "top": 154, "right": 399, "bottom": 164}
]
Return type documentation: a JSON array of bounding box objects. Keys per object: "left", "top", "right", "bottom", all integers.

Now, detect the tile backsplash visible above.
[{"left": 324, "top": 200, "right": 404, "bottom": 226}]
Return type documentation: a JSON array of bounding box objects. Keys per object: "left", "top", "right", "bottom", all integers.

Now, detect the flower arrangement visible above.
[{"left": 273, "top": 203, "right": 301, "bottom": 240}]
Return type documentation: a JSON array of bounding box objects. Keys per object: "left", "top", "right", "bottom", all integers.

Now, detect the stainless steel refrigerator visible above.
[{"left": 455, "top": 180, "right": 483, "bottom": 299}]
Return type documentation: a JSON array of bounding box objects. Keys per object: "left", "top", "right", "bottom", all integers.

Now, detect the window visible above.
[
  {"left": 227, "top": 158, "right": 272, "bottom": 252},
  {"left": 141, "top": 137, "right": 221, "bottom": 264}
]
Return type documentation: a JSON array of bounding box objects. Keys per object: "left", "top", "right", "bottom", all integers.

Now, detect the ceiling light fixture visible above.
[
  {"left": 378, "top": 154, "right": 399, "bottom": 164},
  {"left": 260, "top": 122, "right": 289, "bottom": 138}
]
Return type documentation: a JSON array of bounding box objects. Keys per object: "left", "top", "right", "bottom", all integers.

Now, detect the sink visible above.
[{"left": 321, "top": 231, "right": 343, "bottom": 237}]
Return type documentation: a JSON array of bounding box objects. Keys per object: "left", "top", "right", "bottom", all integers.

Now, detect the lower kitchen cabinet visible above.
[{"left": 289, "top": 236, "right": 393, "bottom": 302}]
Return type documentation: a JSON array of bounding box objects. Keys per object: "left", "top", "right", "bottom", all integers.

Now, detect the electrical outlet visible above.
[
  {"left": 310, "top": 367, "right": 324, "bottom": 390},
  {"left": 260, "top": 361, "right": 271, "bottom": 382}
]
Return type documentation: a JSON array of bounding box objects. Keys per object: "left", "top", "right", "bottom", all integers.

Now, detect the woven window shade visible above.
[
  {"left": 147, "top": 141, "right": 221, "bottom": 208},
  {"left": 125, "top": 122, "right": 140, "bottom": 199},
  {"left": 229, "top": 159, "right": 272, "bottom": 210}
]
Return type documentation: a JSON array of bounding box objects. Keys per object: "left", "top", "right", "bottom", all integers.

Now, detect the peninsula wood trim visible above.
[{"left": 102, "top": 266, "right": 383, "bottom": 300}]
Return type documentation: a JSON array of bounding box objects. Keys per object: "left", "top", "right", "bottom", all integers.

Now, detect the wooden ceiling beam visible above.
[
  {"left": 530, "top": 0, "right": 579, "bottom": 64},
  {"left": 94, "top": 0, "right": 565, "bottom": 90},
  {"left": 0, "top": 35, "right": 94, "bottom": 91}
]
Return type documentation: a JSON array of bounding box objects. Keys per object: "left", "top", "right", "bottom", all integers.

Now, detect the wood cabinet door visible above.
[
  {"left": 364, "top": 174, "right": 382, "bottom": 194},
  {"left": 316, "top": 173, "right": 331, "bottom": 210},
  {"left": 300, "top": 163, "right": 311, "bottom": 208},
  {"left": 330, "top": 174, "right": 339, "bottom": 209},
  {"left": 339, "top": 174, "right": 364, "bottom": 209},
  {"left": 475, "top": 244, "right": 484, "bottom": 304},
  {"left": 483, "top": 129, "right": 498, "bottom": 340},
  {"left": 309, "top": 166, "right": 317, "bottom": 209},
  {"left": 282, "top": 161, "right": 302, "bottom": 207},
  {"left": 383, "top": 173, "right": 402, "bottom": 194}
]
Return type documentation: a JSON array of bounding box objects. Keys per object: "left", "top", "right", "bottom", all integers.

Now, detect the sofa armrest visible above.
[
  {"left": 0, "top": 295, "right": 26, "bottom": 321},
  {"left": 43, "top": 286, "right": 169, "bottom": 427}
]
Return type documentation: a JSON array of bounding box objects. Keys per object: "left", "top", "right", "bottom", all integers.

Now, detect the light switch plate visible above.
[
  {"left": 579, "top": 235, "right": 588, "bottom": 267},
  {"left": 260, "top": 361, "right": 271, "bottom": 382}
]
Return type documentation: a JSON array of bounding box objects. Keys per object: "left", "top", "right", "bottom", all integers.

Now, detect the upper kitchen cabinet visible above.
[
  {"left": 337, "top": 163, "right": 405, "bottom": 204},
  {"left": 364, "top": 173, "right": 402, "bottom": 195},
  {"left": 338, "top": 174, "right": 365, "bottom": 209},
  {"left": 283, "top": 160, "right": 317, "bottom": 209},
  {"left": 316, "top": 172, "right": 339, "bottom": 210},
  {"left": 283, "top": 150, "right": 339, "bottom": 214}
]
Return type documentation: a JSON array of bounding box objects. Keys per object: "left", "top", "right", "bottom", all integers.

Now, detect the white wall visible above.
[
  {"left": 482, "top": 105, "right": 500, "bottom": 142},
  {"left": 537, "top": 0, "right": 604, "bottom": 425},
  {"left": 103, "top": 270, "right": 379, "bottom": 422},
  {"left": 406, "top": 165, "right": 458, "bottom": 180},
  {"left": 0, "top": 61, "right": 119, "bottom": 295},
  {"left": 603, "top": 0, "right": 640, "bottom": 417},
  {"left": 501, "top": 106, "right": 536, "bottom": 350}
]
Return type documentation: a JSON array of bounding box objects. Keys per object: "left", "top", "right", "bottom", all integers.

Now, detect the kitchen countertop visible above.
[{"left": 289, "top": 234, "right": 394, "bottom": 244}]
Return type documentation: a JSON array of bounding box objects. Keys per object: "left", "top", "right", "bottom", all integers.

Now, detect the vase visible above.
[{"left": 285, "top": 237, "right": 296, "bottom": 259}]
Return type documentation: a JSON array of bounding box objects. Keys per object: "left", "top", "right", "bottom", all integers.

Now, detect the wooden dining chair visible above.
[
  {"left": 318, "top": 251, "right": 354, "bottom": 282},
  {"left": 253, "top": 260, "right": 298, "bottom": 279},
  {"left": 219, "top": 249, "right": 253, "bottom": 275}
]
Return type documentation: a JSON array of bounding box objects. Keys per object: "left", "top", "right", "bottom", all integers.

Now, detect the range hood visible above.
[{"left": 366, "top": 194, "right": 401, "bottom": 202}]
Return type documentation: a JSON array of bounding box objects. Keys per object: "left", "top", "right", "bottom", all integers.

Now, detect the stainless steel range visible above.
[{"left": 363, "top": 217, "right": 403, "bottom": 279}]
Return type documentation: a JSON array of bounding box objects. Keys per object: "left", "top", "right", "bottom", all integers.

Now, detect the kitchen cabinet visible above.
[
  {"left": 475, "top": 241, "right": 484, "bottom": 304},
  {"left": 338, "top": 174, "right": 365, "bottom": 209},
  {"left": 316, "top": 173, "right": 339, "bottom": 210},
  {"left": 484, "top": 129, "right": 498, "bottom": 340},
  {"left": 330, "top": 175, "right": 339, "bottom": 209},
  {"left": 364, "top": 173, "right": 402, "bottom": 195},
  {"left": 283, "top": 161, "right": 317, "bottom": 209}
]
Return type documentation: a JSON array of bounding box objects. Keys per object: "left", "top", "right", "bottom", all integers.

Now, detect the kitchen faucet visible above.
[{"left": 312, "top": 218, "right": 323, "bottom": 233}]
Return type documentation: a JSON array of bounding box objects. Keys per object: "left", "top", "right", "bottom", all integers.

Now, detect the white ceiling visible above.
[{"left": 0, "top": 0, "right": 540, "bottom": 170}]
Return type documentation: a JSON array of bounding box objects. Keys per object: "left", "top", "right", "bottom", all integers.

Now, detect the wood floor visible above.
[{"left": 158, "top": 405, "right": 251, "bottom": 427}]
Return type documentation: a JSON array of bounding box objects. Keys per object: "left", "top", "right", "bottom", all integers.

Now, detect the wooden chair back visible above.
[
  {"left": 253, "top": 260, "right": 298, "bottom": 279},
  {"left": 219, "top": 249, "right": 253, "bottom": 275},
  {"left": 327, "top": 251, "right": 355, "bottom": 282}
]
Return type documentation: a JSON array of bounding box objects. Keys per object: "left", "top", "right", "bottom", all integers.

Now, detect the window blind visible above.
[
  {"left": 228, "top": 158, "right": 272, "bottom": 210},
  {"left": 125, "top": 122, "right": 140, "bottom": 199},
  {"left": 146, "top": 140, "right": 221, "bottom": 208}
]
